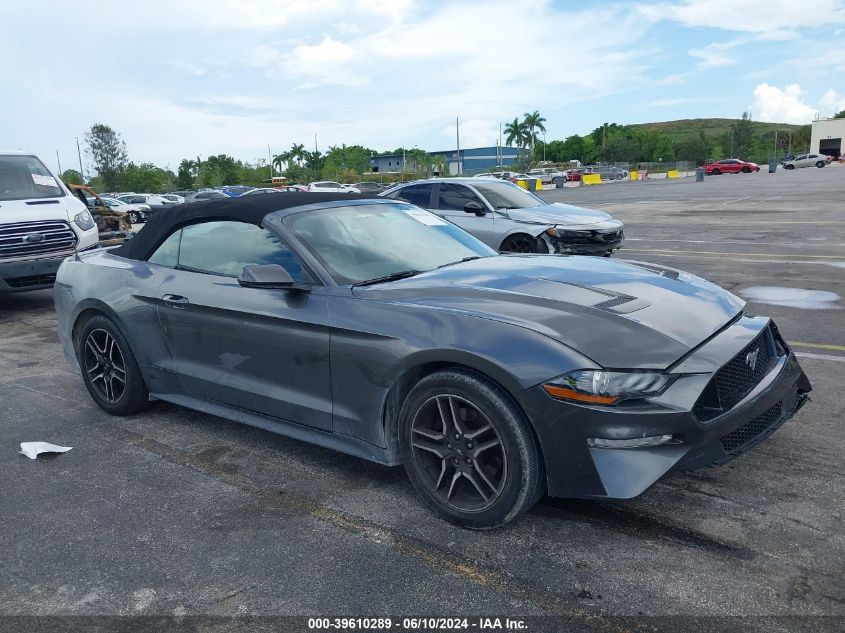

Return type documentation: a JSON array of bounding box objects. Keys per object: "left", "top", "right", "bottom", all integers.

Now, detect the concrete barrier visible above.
[
  {"left": 667, "top": 169, "right": 679, "bottom": 179},
  {"left": 629, "top": 170, "right": 639, "bottom": 181},
  {"left": 582, "top": 173, "right": 602, "bottom": 186}
]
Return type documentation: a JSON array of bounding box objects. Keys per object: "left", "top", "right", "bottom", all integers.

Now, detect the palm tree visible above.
[
  {"left": 504, "top": 117, "right": 530, "bottom": 162},
  {"left": 272, "top": 152, "right": 288, "bottom": 173},
  {"left": 289, "top": 143, "right": 306, "bottom": 167},
  {"left": 522, "top": 111, "right": 547, "bottom": 153}
]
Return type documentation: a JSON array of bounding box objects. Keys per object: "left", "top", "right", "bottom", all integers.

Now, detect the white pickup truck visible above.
[{"left": 0, "top": 151, "right": 99, "bottom": 294}]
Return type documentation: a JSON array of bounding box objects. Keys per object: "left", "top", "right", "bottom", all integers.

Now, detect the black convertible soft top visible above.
[{"left": 112, "top": 192, "right": 372, "bottom": 261}]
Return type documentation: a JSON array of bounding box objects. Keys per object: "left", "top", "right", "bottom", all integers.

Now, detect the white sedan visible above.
[
  {"left": 783, "top": 154, "right": 832, "bottom": 169},
  {"left": 307, "top": 181, "right": 360, "bottom": 193}
]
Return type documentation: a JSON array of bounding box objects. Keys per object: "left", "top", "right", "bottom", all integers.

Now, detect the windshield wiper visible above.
[
  {"left": 436, "top": 256, "right": 483, "bottom": 269},
  {"left": 352, "top": 269, "right": 424, "bottom": 287}
]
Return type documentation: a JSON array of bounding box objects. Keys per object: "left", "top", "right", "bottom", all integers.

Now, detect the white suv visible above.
[
  {"left": 783, "top": 154, "right": 832, "bottom": 169},
  {"left": 0, "top": 151, "right": 99, "bottom": 294}
]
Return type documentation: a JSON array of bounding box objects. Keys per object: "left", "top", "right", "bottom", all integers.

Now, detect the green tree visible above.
[
  {"left": 729, "top": 112, "right": 754, "bottom": 159},
  {"left": 61, "top": 169, "right": 84, "bottom": 185},
  {"left": 522, "top": 111, "right": 547, "bottom": 152},
  {"left": 322, "top": 144, "right": 374, "bottom": 179},
  {"left": 84, "top": 123, "right": 128, "bottom": 191},
  {"left": 652, "top": 135, "right": 676, "bottom": 162},
  {"left": 176, "top": 159, "right": 197, "bottom": 189},
  {"left": 119, "top": 162, "right": 176, "bottom": 193},
  {"left": 675, "top": 131, "right": 712, "bottom": 164},
  {"left": 833, "top": 109, "right": 845, "bottom": 119},
  {"left": 504, "top": 117, "right": 530, "bottom": 161}
]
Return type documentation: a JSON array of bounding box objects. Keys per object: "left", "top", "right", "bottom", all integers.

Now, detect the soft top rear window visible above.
[{"left": 0, "top": 155, "right": 65, "bottom": 201}]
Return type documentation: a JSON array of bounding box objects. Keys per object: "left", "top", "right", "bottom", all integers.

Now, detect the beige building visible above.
[{"left": 810, "top": 117, "right": 845, "bottom": 157}]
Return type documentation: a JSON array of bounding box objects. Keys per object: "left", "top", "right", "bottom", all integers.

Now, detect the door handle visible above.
[{"left": 162, "top": 294, "right": 190, "bottom": 309}]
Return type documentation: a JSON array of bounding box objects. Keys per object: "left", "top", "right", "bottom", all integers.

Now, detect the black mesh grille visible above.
[
  {"left": 720, "top": 401, "right": 783, "bottom": 454},
  {"left": 694, "top": 326, "right": 778, "bottom": 422},
  {"left": 5, "top": 273, "right": 57, "bottom": 288}
]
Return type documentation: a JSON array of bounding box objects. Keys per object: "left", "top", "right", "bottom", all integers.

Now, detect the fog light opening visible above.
[{"left": 587, "top": 434, "right": 675, "bottom": 449}]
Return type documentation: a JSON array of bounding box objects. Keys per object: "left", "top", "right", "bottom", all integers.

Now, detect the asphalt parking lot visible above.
[{"left": 1, "top": 167, "right": 843, "bottom": 631}]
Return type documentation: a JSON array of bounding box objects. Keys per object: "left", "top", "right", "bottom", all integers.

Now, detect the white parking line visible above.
[{"left": 795, "top": 351, "right": 845, "bottom": 363}]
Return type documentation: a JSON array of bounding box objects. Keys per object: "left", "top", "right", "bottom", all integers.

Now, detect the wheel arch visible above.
[
  {"left": 499, "top": 230, "right": 551, "bottom": 253},
  {"left": 70, "top": 299, "right": 135, "bottom": 358},
  {"left": 380, "top": 352, "right": 538, "bottom": 465}
]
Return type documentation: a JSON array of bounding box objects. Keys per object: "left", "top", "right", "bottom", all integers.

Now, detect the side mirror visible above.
[
  {"left": 238, "top": 264, "right": 310, "bottom": 293},
  {"left": 464, "top": 201, "right": 486, "bottom": 216}
]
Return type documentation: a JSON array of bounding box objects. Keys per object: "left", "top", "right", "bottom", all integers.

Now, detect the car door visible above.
[
  {"left": 153, "top": 220, "right": 334, "bottom": 431},
  {"left": 432, "top": 183, "right": 500, "bottom": 248}
]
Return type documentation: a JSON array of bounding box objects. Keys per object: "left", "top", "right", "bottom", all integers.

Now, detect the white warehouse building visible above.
[{"left": 810, "top": 117, "right": 845, "bottom": 158}]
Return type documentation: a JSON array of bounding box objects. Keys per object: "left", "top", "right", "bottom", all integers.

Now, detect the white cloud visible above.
[
  {"left": 293, "top": 36, "right": 354, "bottom": 65},
  {"left": 751, "top": 84, "right": 816, "bottom": 123},
  {"left": 688, "top": 39, "right": 743, "bottom": 68},
  {"left": 639, "top": 0, "right": 845, "bottom": 33},
  {"left": 820, "top": 89, "right": 845, "bottom": 114},
  {"left": 656, "top": 72, "right": 690, "bottom": 85}
]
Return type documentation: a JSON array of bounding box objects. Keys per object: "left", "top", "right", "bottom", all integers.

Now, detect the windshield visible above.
[
  {"left": 471, "top": 181, "right": 543, "bottom": 210},
  {"left": 285, "top": 202, "right": 495, "bottom": 284},
  {"left": 0, "top": 155, "right": 65, "bottom": 201}
]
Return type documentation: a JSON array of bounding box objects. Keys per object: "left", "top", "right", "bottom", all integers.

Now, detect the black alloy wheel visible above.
[
  {"left": 77, "top": 315, "right": 149, "bottom": 415},
  {"left": 83, "top": 329, "right": 126, "bottom": 403},
  {"left": 410, "top": 395, "right": 507, "bottom": 513},
  {"left": 500, "top": 234, "right": 543, "bottom": 253},
  {"left": 399, "top": 369, "right": 544, "bottom": 528}
]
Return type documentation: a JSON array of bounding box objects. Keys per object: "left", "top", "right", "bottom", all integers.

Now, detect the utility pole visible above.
[
  {"left": 543, "top": 131, "right": 546, "bottom": 162},
  {"left": 314, "top": 133, "right": 318, "bottom": 154},
  {"left": 456, "top": 116, "right": 461, "bottom": 175},
  {"left": 56, "top": 150, "right": 62, "bottom": 177},
  {"left": 268, "top": 143, "right": 273, "bottom": 180},
  {"left": 75, "top": 137, "right": 84, "bottom": 183}
]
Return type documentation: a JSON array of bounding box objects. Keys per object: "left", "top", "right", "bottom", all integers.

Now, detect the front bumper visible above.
[
  {"left": 0, "top": 255, "right": 71, "bottom": 293},
  {"left": 544, "top": 229, "right": 624, "bottom": 255},
  {"left": 520, "top": 317, "right": 812, "bottom": 499}
]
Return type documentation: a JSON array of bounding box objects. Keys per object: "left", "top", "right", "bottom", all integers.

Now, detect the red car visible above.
[
  {"left": 705, "top": 159, "right": 760, "bottom": 175},
  {"left": 564, "top": 168, "right": 583, "bottom": 181}
]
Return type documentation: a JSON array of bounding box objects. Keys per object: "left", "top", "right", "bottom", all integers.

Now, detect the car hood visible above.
[
  {"left": 353, "top": 255, "right": 745, "bottom": 368},
  {"left": 504, "top": 203, "right": 618, "bottom": 227}
]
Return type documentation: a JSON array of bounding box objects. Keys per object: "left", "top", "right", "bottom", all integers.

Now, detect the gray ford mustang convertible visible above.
[{"left": 54, "top": 193, "right": 811, "bottom": 528}]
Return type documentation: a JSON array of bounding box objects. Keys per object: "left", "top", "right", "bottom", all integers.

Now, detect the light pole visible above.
[
  {"left": 543, "top": 132, "right": 546, "bottom": 162},
  {"left": 75, "top": 137, "right": 85, "bottom": 183}
]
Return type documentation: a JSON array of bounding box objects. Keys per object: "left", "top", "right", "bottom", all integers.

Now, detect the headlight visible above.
[
  {"left": 542, "top": 370, "right": 675, "bottom": 405},
  {"left": 73, "top": 210, "right": 96, "bottom": 231}
]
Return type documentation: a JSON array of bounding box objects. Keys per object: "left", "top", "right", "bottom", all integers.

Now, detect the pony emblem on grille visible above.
[{"left": 746, "top": 348, "right": 759, "bottom": 371}]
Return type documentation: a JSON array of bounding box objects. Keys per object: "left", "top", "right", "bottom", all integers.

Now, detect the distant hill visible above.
[{"left": 628, "top": 118, "right": 804, "bottom": 144}]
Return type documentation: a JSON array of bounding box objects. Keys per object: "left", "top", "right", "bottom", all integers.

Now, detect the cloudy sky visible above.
[{"left": 2, "top": 0, "right": 844, "bottom": 173}]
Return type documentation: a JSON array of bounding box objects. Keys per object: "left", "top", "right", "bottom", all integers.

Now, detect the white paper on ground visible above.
[{"left": 19, "top": 442, "right": 73, "bottom": 459}]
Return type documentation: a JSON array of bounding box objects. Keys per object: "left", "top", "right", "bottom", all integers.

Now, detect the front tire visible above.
[
  {"left": 785, "top": 164, "right": 795, "bottom": 170},
  {"left": 399, "top": 370, "right": 544, "bottom": 529},
  {"left": 741, "top": 166, "right": 751, "bottom": 173},
  {"left": 711, "top": 168, "right": 721, "bottom": 175},
  {"left": 128, "top": 211, "right": 139, "bottom": 224},
  {"left": 500, "top": 234, "right": 544, "bottom": 253},
  {"left": 76, "top": 315, "right": 149, "bottom": 415}
]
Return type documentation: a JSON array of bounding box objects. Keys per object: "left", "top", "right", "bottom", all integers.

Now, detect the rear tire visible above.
[
  {"left": 76, "top": 315, "right": 149, "bottom": 416},
  {"left": 399, "top": 370, "right": 545, "bottom": 529},
  {"left": 816, "top": 161, "right": 826, "bottom": 168}
]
